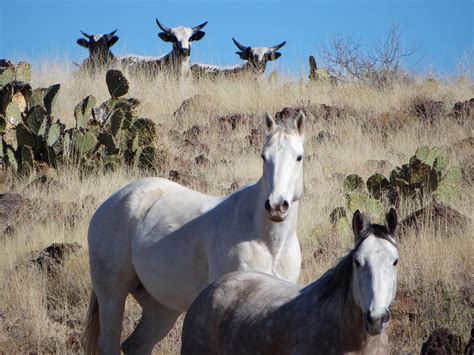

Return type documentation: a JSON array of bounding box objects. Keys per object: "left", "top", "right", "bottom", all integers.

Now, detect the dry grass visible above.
[{"left": 0, "top": 62, "right": 473, "bottom": 354}]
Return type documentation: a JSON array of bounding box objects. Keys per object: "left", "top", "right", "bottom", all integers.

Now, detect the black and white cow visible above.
[
  {"left": 77, "top": 30, "right": 119, "bottom": 74},
  {"left": 122, "top": 19, "right": 207, "bottom": 78},
  {"left": 190, "top": 38, "right": 286, "bottom": 79}
]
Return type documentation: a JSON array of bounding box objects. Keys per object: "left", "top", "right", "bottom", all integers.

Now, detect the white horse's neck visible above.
[{"left": 240, "top": 178, "right": 299, "bottom": 252}]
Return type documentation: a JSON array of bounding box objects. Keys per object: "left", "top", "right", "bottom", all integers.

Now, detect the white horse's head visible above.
[
  {"left": 351, "top": 209, "right": 398, "bottom": 335},
  {"left": 261, "top": 112, "right": 305, "bottom": 222}
]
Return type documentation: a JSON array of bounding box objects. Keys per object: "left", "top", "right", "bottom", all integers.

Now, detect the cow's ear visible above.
[
  {"left": 77, "top": 39, "right": 89, "bottom": 48},
  {"left": 107, "top": 36, "right": 119, "bottom": 47},
  {"left": 190, "top": 31, "right": 205, "bottom": 41},
  {"left": 158, "top": 32, "right": 174, "bottom": 42}
]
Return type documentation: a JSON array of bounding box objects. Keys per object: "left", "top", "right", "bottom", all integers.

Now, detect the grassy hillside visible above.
[{"left": 0, "top": 63, "right": 472, "bottom": 353}]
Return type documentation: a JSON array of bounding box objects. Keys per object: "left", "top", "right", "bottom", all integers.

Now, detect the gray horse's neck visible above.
[{"left": 300, "top": 270, "right": 387, "bottom": 353}]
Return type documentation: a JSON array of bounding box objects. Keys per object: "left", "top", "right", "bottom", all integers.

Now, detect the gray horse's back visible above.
[{"left": 181, "top": 270, "right": 300, "bottom": 355}]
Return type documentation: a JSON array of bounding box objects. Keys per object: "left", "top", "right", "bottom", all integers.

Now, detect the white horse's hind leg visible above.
[
  {"left": 96, "top": 292, "right": 128, "bottom": 355},
  {"left": 121, "top": 285, "right": 181, "bottom": 355}
]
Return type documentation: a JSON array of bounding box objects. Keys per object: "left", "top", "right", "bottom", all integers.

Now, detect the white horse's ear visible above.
[
  {"left": 352, "top": 210, "right": 368, "bottom": 241},
  {"left": 265, "top": 112, "right": 275, "bottom": 131},
  {"left": 294, "top": 111, "right": 305, "bottom": 136},
  {"left": 386, "top": 208, "right": 397, "bottom": 235}
]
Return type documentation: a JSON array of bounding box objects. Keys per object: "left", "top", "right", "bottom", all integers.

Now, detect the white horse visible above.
[
  {"left": 82, "top": 112, "right": 306, "bottom": 354},
  {"left": 181, "top": 209, "right": 399, "bottom": 355}
]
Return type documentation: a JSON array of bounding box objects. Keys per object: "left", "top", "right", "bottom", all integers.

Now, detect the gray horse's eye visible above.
[
  {"left": 261, "top": 154, "right": 266, "bottom": 161},
  {"left": 354, "top": 260, "right": 361, "bottom": 268},
  {"left": 393, "top": 259, "right": 398, "bottom": 266}
]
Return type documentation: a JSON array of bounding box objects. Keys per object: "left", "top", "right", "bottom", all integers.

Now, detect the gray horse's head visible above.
[
  {"left": 261, "top": 112, "right": 305, "bottom": 222},
  {"left": 233, "top": 38, "right": 286, "bottom": 72},
  {"left": 156, "top": 19, "right": 207, "bottom": 57},
  {"left": 351, "top": 209, "right": 398, "bottom": 335}
]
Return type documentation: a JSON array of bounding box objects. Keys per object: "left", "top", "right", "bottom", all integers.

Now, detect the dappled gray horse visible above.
[
  {"left": 191, "top": 38, "right": 285, "bottom": 79},
  {"left": 181, "top": 209, "right": 399, "bottom": 355}
]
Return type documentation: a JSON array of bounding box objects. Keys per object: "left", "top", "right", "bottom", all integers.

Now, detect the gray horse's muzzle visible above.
[{"left": 364, "top": 309, "right": 390, "bottom": 335}]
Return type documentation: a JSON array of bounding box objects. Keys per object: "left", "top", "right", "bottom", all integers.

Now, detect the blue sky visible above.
[{"left": 1, "top": 0, "right": 472, "bottom": 76}]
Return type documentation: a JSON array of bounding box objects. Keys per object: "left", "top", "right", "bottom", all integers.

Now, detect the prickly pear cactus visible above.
[
  {"left": 344, "top": 174, "right": 364, "bottom": 192},
  {"left": 72, "top": 131, "right": 98, "bottom": 157},
  {"left": 106, "top": 69, "right": 129, "bottom": 98},
  {"left": 435, "top": 167, "right": 461, "bottom": 203},
  {"left": 74, "top": 95, "right": 96, "bottom": 129},
  {"left": 20, "top": 145, "right": 34, "bottom": 176}
]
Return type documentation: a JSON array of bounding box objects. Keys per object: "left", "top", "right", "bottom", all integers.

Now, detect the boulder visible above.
[
  {"left": 451, "top": 98, "right": 474, "bottom": 121},
  {"left": 31, "top": 242, "right": 82, "bottom": 273},
  {"left": 401, "top": 200, "right": 470, "bottom": 235},
  {"left": 0, "top": 192, "right": 30, "bottom": 222},
  {"left": 420, "top": 328, "right": 465, "bottom": 355}
]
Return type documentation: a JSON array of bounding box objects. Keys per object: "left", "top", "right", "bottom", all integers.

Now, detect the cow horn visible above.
[
  {"left": 80, "top": 30, "right": 93, "bottom": 40},
  {"left": 106, "top": 29, "right": 117, "bottom": 39},
  {"left": 155, "top": 19, "right": 171, "bottom": 33},
  {"left": 270, "top": 41, "right": 286, "bottom": 51},
  {"left": 192, "top": 21, "right": 208, "bottom": 32},
  {"left": 232, "top": 38, "right": 248, "bottom": 51}
]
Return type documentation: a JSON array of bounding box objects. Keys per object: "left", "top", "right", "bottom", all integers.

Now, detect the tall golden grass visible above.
[{"left": 0, "top": 61, "right": 472, "bottom": 353}]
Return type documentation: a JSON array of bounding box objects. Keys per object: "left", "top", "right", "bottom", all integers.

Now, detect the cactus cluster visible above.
[
  {"left": 0, "top": 62, "right": 158, "bottom": 175},
  {"left": 331, "top": 146, "right": 461, "bottom": 227}
]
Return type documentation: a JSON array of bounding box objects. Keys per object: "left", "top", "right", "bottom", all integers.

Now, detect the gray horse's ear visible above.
[
  {"left": 265, "top": 112, "right": 275, "bottom": 131},
  {"left": 352, "top": 210, "right": 368, "bottom": 241},
  {"left": 294, "top": 111, "right": 305, "bottom": 136},
  {"left": 386, "top": 208, "right": 397, "bottom": 235}
]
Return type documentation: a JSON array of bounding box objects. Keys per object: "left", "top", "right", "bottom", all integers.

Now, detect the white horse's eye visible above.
[
  {"left": 393, "top": 259, "right": 398, "bottom": 266},
  {"left": 296, "top": 155, "right": 303, "bottom": 162},
  {"left": 354, "top": 260, "right": 361, "bottom": 268}
]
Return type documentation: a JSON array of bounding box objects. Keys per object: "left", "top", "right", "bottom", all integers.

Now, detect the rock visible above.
[
  {"left": 0, "top": 192, "right": 31, "bottom": 222},
  {"left": 460, "top": 155, "right": 474, "bottom": 183},
  {"left": 218, "top": 114, "right": 247, "bottom": 131},
  {"left": 413, "top": 99, "right": 445, "bottom": 122},
  {"left": 420, "top": 328, "right": 465, "bottom": 355},
  {"left": 308, "top": 104, "right": 348, "bottom": 121},
  {"left": 31, "top": 242, "right": 82, "bottom": 273},
  {"left": 246, "top": 128, "right": 263, "bottom": 149},
  {"left": 316, "top": 130, "right": 338, "bottom": 143},
  {"left": 465, "top": 328, "right": 473, "bottom": 354},
  {"left": 401, "top": 199, "right": 470, "bottom": 234},
  {"left": 195, "top": 154, "right": 210, "bottom": 167},
  {"left": 274, "top": 107, "right": 303, "bottom": 125},
  {"left": 451, "top": 98, "right": 474, "bottom": 121},
  {"left": 183, "top": 125, "right": 207, "bottom": 141},
  {"left": 173, "top": 94, "right": 215, "bottom": 117}
]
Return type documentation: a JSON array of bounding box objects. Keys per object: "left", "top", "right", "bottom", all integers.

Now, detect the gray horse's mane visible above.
[{"left": 311, "top": 224, "right": 396, "bottom": 306}]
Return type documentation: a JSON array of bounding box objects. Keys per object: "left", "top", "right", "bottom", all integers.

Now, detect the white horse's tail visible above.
[{"left": 81, "top": 290, "right": 100, "bottom": 355}]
